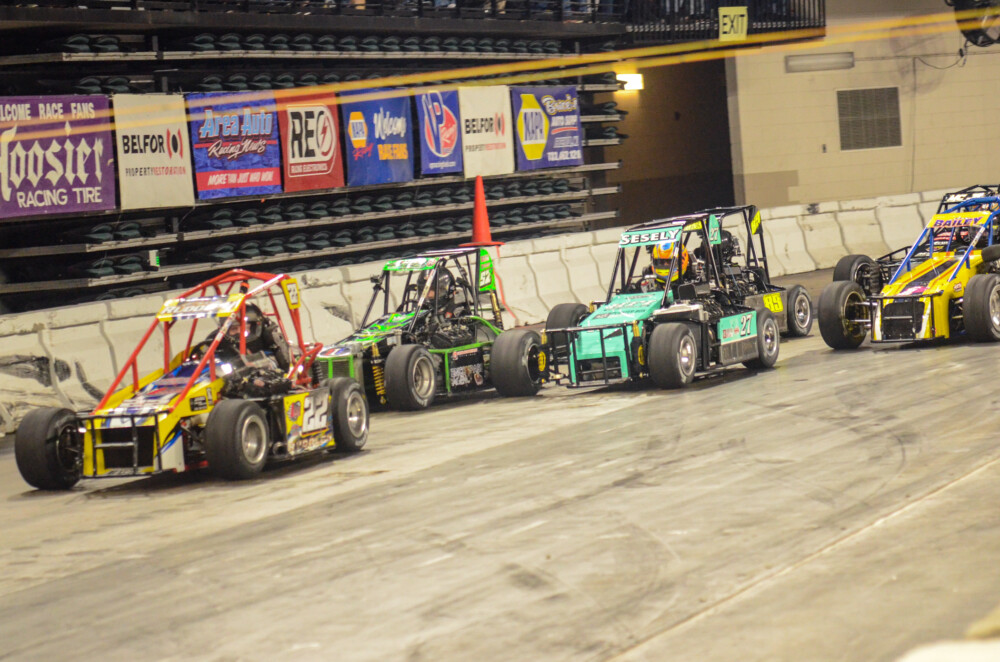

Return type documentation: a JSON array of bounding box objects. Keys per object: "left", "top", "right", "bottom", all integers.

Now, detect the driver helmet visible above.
[
  {"left": 220, "top": 303, "right": 264, "bottom": 343},
  {"left": 417, "top": 268, "right": 454, "bottom": 306},
  {"left": 652, "top": 242, "right": 689, "bottom": 284}
]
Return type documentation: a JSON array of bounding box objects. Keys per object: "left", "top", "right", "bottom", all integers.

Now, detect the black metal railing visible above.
[{"left": 627, "top": 0, "right": 825, "bottom": 44}]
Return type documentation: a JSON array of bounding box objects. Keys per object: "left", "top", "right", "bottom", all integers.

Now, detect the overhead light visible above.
[
  {"left": 616, "top": 73, "right": 643, "bottom": 90},
  {"left": 785, "top": 52, "right": 855, "bottom": 73}
]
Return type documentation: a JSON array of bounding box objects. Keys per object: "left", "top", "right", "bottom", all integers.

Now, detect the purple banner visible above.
[
  {"left": 0, "top": 95, "right": 116, "bottom": 218},
  {"left": 511, "top": 86, "right": 583, "bottom": 171}
]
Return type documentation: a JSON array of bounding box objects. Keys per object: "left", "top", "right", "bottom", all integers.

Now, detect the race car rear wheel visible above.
[
  {"left": 325, "top": 377, "right": 369, "bottom": 452},
  {"left": 15, "top": 407, "right": 82, "bottom": 490},
  {"left": 785, "top": 285, "right": 813, "bottom": 337},
  {"left": 205, "top": 399, "right": 270, "bottom": 480},
  {"left": 545, "top": 303, "right": 589, "bottom": 360},
  {"left": 648, "top": 323, "right": 698, "bottom": 389},
  {"left": 818, "top": 281, "right": 868, "bottom": 350},
  {"left": 963, "top": 273, "right": 1000, "bottom": 342},
  {"left": 491, "top": 329, "right": 544, "bottom": 397},
  {"left": 833, "top": 254, "right": 880, "bottom": 295},
  {"left": 744, "top": 309, "right": 781, "bottom": 369},
  {"left": 384, "top": 344, "right": 437, "bottom": 410}
]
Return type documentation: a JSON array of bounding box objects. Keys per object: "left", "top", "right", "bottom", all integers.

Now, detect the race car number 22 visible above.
[{"left": 301, "top": 392, "right": 329, "bottom": 435}]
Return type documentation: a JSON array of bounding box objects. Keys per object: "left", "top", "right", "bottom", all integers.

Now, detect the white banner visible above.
[
  {"left": 458, "top": 86, "right": 514, "bottom": 178},
  {"left": 113, "top": 94, "right": 194, "bottom": 210}
]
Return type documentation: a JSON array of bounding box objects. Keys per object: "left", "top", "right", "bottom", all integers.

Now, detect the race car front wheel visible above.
[
  {"left": 833, "top": 254, "right": 880, "bottom": 296},
  {"left": 545, "top": 303, "right": 589, "bottom": 360},
  {"left": 785, "top": 285, "right": 813, "bottom": 337},
  {"left": 744, "top": 309, "right": 780, "bottom": 369},
  {"left": 325, "top": 377, "right": 369, "bottom": 452},
  {"left": 205, "top": 399, "right": 270, "bottom": 480},
  {"left": 384, "top": 344, "right": 437, "bottom": 410},
  {"left": 963, "top": 273, "right": 1000, "bottom": 342},
  {"left": 818, "top": 281, "right": 868, "bottom": 350},
  {"left": 491, "top": 329, "right": 544, "bottom": 397},
  {"left": 15, "top": 407, "right": 82, "bottom": 490},
  {"left": 648, "top": 323, "right": 698, "bottom": 389}
]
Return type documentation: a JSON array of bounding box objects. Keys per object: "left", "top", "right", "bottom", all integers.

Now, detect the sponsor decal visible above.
[
  {"left": 416, "top": 90, "right": 462, "bottom": 175},
  {"left": 458, "top": 86, "right": 514, "bottom": 177},
  {"left": 278, "top": 96, "right": 344, "bottom": 192},
  {"left": 618, "top": 228, "right": 682, "bottom": 247},
  {"left": 115, "top": 94, "right": 194, "bottom": 209},
  {"left": 340, "top": 90, "right": 413, "bottom": 186},
  {"left": 511, "top": 86, "right": 583, "bottom": 170}
]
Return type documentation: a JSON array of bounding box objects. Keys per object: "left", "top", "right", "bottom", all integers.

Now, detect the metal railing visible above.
[{"left": 627, "top": 0, "right": 825, "bottom": 44}]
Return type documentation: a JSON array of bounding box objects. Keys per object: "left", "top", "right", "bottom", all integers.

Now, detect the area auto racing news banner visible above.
[
  {"left": 113, "top": 94, "right": 195, "bottom": 209},
  {"left": 511, "top": 86, "right": 583, "bottom": 170},
  {"left": 187, "top": 91, "right": 283, "bottom": 200},
  {"left": 277, "top": 90, "right": 345, "bottom": 192},
  {"left": 0, "top": 95, "right": 116, "bottom": 219},
  {"left": 457, "top": 86, "right": 514, "bottom": 178}
]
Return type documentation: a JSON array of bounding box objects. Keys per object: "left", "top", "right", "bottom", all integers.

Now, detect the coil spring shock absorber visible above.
[
  {"left": 491, "top": 292, "right": 504, "bottom": 330},
  {"left": 371, "top": 362, "right": 387, "bottom": 403}
]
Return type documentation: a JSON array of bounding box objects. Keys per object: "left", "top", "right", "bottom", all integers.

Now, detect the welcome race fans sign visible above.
[
  {"left": 113, "top": 94, "right": 194, "bottom": 209},
  {"left": 340, "top": 90, "right": 413, "bottom": 187},
  {"left": 187, "top": 92, "right": 282, "bottom": 200},
  {"left": 0, "top": 95, "right": 116, "bottom": 219},
  {"left": 415, "top": 89, "right": 462, "bottom": 176},
  {"left": 458, "top": 86, "right": 514, "bottom": 178},
  {"left": 277, "top": 91, "right": 345, "bottom": 192},
  {"left": 511, "top": 86, "right": 583, "bottom": 171}
]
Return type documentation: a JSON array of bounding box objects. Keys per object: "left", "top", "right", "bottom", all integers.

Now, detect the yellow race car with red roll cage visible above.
[{"left": 14, "top": 269, "right": 369, "bottom": 490}]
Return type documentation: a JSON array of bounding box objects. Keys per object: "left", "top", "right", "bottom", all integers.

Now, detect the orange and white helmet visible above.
[{"left": 652, "top": 242, "right": 689, "bottom": 283}]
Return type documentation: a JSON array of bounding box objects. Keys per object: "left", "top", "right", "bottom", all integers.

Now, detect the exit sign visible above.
[{"left": 719, "top": 6, "right": 748, "bottom": 41}]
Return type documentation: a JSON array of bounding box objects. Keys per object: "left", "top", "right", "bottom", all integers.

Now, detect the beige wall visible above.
[{"left": 729, "top": 0, "right": 1000, "bottom": 207}]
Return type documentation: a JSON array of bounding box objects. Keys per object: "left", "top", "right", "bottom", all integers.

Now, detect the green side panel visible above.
[
  {"left": 581, "top": 292, "right": 663, "bottom": 327},
  {"left": 478, "top": 248, "right": 497, "bottom": 293},
  {"left": 717, "top": 311, "right": 757, "bottom": 344},
  {"left": 708, "top": 214, "right": 721, "bottom": 245}
]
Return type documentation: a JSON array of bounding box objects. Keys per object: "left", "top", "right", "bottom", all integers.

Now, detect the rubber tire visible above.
[
  {"left": 325, "top": 377, "right": 369, "bottom": 452},
  {"left": 784, "top": 284, "right": 813, "bottom": 337},
  {"left": 14, "top": 407, "right": 81, "bottom": 490},
  {"left": 545, "top": 303, "right": 589, "bottom": 355},
  {"left": 205, "top": 399, "right": 270, "bottom": 480},
  {"left": 744, "top": 309, "right": 781, "bottom": 369},
  {"left": 963, "top": 273, "right": 1000, "bottom": 342},
  {"left": 491, "top": 329, "right": 543, "bottom": 397},
  {"left": 832, "top": 254, "right": 879, "bottom": 294},
  {"left": 384, "top": 344, "right": 437, "bottom": 410},
  {"left": 648, "top": 323, "right": 698, "bottom": 389},
  {"left": 818, "top": 280, "right": 868, "bottom": 350}
]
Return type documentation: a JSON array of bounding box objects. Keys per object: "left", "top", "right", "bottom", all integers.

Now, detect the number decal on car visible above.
[
  {"left": 763, "top": 292, "right": 783, "bottom": 313},
  {"left": 739, "top": 313, "right": 754, "bottom": 336},
  {"left": 300, "top": 391, "right": 329, "bottom": 435}
]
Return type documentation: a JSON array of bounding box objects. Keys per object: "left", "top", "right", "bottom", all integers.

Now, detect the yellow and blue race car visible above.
[
  {"left": 15, "top": 269, "right": 369, "bottom": 490},
  {"left": 819, "top": 192, "right": 1000, "bottom": 348}
]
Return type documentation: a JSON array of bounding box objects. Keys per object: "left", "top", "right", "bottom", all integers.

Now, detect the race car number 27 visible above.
[{"left": 762, "top": 293, "right": 783, "bottom": 313}]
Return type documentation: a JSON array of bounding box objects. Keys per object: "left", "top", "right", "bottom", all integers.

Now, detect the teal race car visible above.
[
  {"left": 314, "top": 247, "right": 543, "bottom": 409},
  {"left": 500, "top": 214, "right": 782, "bottom": 389}
]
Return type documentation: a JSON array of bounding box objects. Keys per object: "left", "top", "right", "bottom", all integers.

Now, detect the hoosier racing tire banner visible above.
[
  {"left": 511, "top": 86, "right": 583, "bottom": 171},
  {"left": 113, "top": 94, "right": 194, "bottom": 209},
  {"left": 458, "top": 86, "right": 514, "bottom": 178}
]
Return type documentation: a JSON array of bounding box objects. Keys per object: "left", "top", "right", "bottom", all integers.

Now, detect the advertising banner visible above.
[
  {"left": 187, "top": 92, "right": 282, "bottom": 200},
  {"left": 340, "top": 90, "right": 413, "bottom": 187},
  {"left": 457, "top": 86, "right": 514, "bottom": 178},
  {"left": 415, "top": 89, "right": 462, "bottom": 176},
  {"left": 113, "top": 94, "right": 194, "bottom": 209},
  {"left": 277, "top": 91, "right": 345, "bottom": 192},
  {"left": 0, "top": 95, "right": 115, "bottom": 219},
  {"left": 510, "top": 86, "right": 583, "bottom": 171}
]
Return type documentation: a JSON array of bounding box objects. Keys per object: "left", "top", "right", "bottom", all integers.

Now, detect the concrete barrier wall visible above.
[{"left": 0, "top": 188, "right": 942, "bottom": 432}]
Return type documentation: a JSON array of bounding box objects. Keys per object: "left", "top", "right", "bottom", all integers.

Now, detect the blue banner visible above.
[
  {"left": 510, "top": 86, "right": 584, "bottom": 171},
  {"left": 415, "top": 90, "right": 463, "bottom": 176},
  {"left": 187, "top": 92, "right": 282, "bottom": 200},
  {"left": 340, "top": 90, "right": 414, "bottom": 186}
]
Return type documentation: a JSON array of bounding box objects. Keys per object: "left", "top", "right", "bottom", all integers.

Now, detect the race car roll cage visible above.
[{"left": 94, "top": 269, "right": 320, "bottom": 416}]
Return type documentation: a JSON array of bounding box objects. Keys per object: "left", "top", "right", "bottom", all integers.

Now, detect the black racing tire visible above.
[
  {"left": 15, "top": 407, "right": 82, "bottom": 490},
  {"left": 832, "top": 254, "right": 880, "bottom": 295},
  {"left": 205, "top": 399, "right": 270, "bottom": 480},
  {"left": 784, "top": 285, "right": 813, "bottom": 337},
  {"left": 545, "top": 303, "right": 589, "bottom": 357},
  {"left": 491, "top": 329, "right": 543, "bottom": 397},
  {"left": 384, "top": 344, "right": 437, "bottom": 410},
  {"left": 325, "top": 377, "right": 369, "bottom": 452},
  {"left": 818, "top": 281, "right": 868, "bottom": 350},
  {"left": 744, "top": 309, "right": 781, "bottom": 369},
  {"left": 648, "top": 323, "right": 698, "bottom": 389},
  {"left": 963, "top": 273, "right": 1000, "bottom": 342}
]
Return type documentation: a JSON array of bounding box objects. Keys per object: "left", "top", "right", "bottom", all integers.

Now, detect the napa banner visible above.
[
  {"left": 415, "top": 89, "right": 462, "bottom": 176},
  {"left": 457, "top": 86, "right": 514, "bottom": 178},
  {"left": 0, "top": 95, "right": 116, "bottom": 219},
  {"left": 187, "top": 92, "right": 282, "bottom": 200},
  {"left": 114, "top": 94, "right": 194, "bottom": 209},
  {"left": 340, "top": 90, "right": 413, "bottom": 186},
  {"left": 277, "top": 91, "right": 345, "bottom": 192},
  {"left": 510, "top": 86, "right": 583, "bottom": 170}
]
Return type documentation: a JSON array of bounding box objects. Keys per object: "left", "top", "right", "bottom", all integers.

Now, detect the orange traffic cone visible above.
[{"left": 461, "top": 176, "right": 503, "bottom": 247}]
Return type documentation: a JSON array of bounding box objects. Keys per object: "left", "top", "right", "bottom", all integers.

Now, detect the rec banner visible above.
[
  {"left": 0, "top": 95, "right": 115, "bottom": 219},
  {"left": 113, "top": 94, "right": 194, "bottom": 209},
  {"left": 511, "top": 86, "right": 583, "bottom": 171},
  {"left": 415, "top": 89, "right": 462, "bottom": 176},
  {"left": 277, "top": 91, "right": 344, "bottom": 192},
  {"left": 187, "top": 92, "right": 282, "bottom": 200},
  {"left": 457, "top": 86, "right": 514, "bottom": 178},
  {"left": 340, "top": 90, "right": 413, "bottom": 187}
]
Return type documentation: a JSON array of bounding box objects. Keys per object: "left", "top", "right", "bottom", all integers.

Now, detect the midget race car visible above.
[
  {"left": 313, "top": 247, "right": 542, "bottom": 410},
  {"left": 15, "top": 269, "right": 369, "bottom": 490},
  {"left": 497, "top": 212, "right": 786, "bottom": 390},
  {"left": 818, "top": 189, "right": 1000, "bottom": 348}
]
